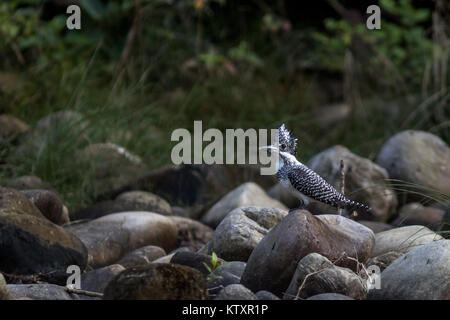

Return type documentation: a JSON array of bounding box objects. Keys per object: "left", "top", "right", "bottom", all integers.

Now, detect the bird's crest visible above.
[{"left": 278, "top": 123, "right": 298, "bottom": 156}]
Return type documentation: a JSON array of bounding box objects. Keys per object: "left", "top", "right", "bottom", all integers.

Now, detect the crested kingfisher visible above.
[{"left": 262, "top": 124, "right": 371, "bottom": 214}]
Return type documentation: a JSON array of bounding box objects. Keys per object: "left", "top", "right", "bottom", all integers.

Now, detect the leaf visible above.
[{"left": 211, "top": 252, "right": 218, "bottom": 268}]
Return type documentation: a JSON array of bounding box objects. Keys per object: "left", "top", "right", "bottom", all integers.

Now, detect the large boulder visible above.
[
  {"left": 371, "top": 225, "right": 443, "bottom": 257},
  {"left": 201, "top": 183, "right": 287, "bottom": 228},
  {"left": 203, "top": 207, "right": 287, "bottom": 261},
  {"left": 65, "top": 212, "right": 177, "bottom": 268},
  {"left": 307, "top": 145, "right": 397, "bottom": 221},
  {"left": 0, "top": 212, "right": 87, "bottom": 275},
  {"left": 240, "top": 210, "right": 374, "bottom": 296},
  {"left": 376, "top": 130, "right": 450, "bottom": 203},
  {"left": 103, "top": 263, "right": 208, "bottom": 300},
  {"left": 368, "top": 240, "right": 450, "bottom": 299}
]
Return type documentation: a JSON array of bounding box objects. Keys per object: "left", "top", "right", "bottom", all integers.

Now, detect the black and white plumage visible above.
[{"left": 264, "top": 124, "right": 371, "bottom": 213}]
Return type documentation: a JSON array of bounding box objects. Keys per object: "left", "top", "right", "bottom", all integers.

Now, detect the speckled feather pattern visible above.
[{"left": 276, "top": 124, "right": 371, "bottom": 213}]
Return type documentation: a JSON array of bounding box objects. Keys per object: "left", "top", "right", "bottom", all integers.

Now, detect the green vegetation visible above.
[{"left": 0, "top": 0, "right": 448, "bottom": 210}]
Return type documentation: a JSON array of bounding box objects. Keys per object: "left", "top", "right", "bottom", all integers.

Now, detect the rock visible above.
[
  {"left": 307, "top": 145, "right": 397, "bottom": 221},
  {"left": 80, "top": 264, "right": 125, "bottom": 297},
  {"left": 205, "top": 206, "right": 287, "bottom": 261},
  {"left": 17, "top": 111, "right": 87, "bottom": 156},
  {"left": 6, "top": 176, "right": 53, "bottom": 191},
  {"left": 0, "top": 187, "right": 45, "bottom": 218},
  {"left": 207, "top": 261, "right": 246, "bottom": 295},
  {"left": 0, "top": 273, "right": 10, "bottom": 300},
  {"left": 215, "top": 284, "right": 257, "bottom": 300},
  {"left": 0, "top": 212, "right": 87, "bottom": 275},
  {"left": 392, "top": 203, "right": 445, "bottom": 230},
  {"left": 306, "top": 293, "right": 354, "bottom": 300},
  {"left": 371, "top": 225, "right": 443, "bottom": 257},
  {"left": 368, "top": 240, "right": 450, "bottom": 299},
  {"left": 255, "top": 290, "right": 280, "bottom": 300},
  {"left": 240, "top": 210, "right": 374, "bottom": 296},
  {"left": 267, "top": 183, "right": 301, "bottom": 208},
  {"left": 358, "top": 220, "right": 394, "bottom": 233},
  {"left": 376, "top": 130, "right": 450, "bottom": 203},
  {"left": 117, "top": 246, "right": 166, "bottom": 268},
  {"left": 116, "top": 191, "right": 172, "bottom": 216},
  {"left": 172, "top": 206, "right": 190, "bottom": 217},
  {"left": 0, "top": 115, "right": 29, "bottom": 140},
  {"left": 20, "top": 189, "right": 69, "bottom": 225},
  {"left": 7, "top": 284, "right": 77, "bottom": 300},
  {"left": 170, "top": 216, "right": 213, "bottom": 251},
  {"left": 80, "top": 143, "right": 148, "bottom": 198},
  {"left": 101, "top": 164, "right": 277, "bottom": 220},
  {"left": 283, "top": 253, "right": 367, "bottom": 300},
  {"left": 365, "top": 251, "right": 403, "bottom": 272},
  {"left": 66, "top": 211, "right": 177, "bottom": 268},
  {"left": 170, "top": 251, "right": 226, "bottom": 276},
  {"left": 201, "top": 183, "right": 288, "bottom": 228},
  {"left": 73, "top": 191, "right": 173, "bottom": 220},
  {"left": 103, "top": 263, "right": 208, "bottom": 300},
  {"left": 152, "top": 253, "right": 177, "bottom": 264}
]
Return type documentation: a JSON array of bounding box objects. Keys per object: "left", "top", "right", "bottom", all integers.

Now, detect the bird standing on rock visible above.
[{"left": 261, "top": 124, "right": 371, "bottom": 214}]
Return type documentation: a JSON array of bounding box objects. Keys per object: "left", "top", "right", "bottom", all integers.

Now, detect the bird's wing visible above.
[{"left": 287, "top": 165, "right": 344, "bottom": 206}]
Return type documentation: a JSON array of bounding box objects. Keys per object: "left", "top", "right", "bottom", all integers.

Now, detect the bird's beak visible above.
[{"left": 259, "top": 145, "right": 279, "bottom": 155}]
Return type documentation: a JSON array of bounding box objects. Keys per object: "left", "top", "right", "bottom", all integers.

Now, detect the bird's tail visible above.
[{"left": 342, "top": 198, "right": 371, "bottom": 214}]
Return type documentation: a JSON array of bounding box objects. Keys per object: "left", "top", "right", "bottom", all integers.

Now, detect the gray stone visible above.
[
  {"left": 66, "top": 211, "right": 177, "bottom": 268},
  {"left": 117, "top": 246, "right": 166, "bottom": 268},
  {"left": 307, "top": 293, "right": 354, "bottom": 300},
  {"left": 201, "top": 182, "right": 287, "bottom": 228},
  {"left": 392, "top": 203, "right": 445, "bottom": 230},
  {"left": 7, "top": 284, "right": 76, "bottom": 300},
  {"left": 255, "top": 290, "right": 280, "bottom": 300},
  {"left": 267, "top": 183, "right": 301, "bottom": 208},
  {"left": 368, "top": 240, "right": 450, "bottom": 299},
  {"left": 371, "top": 225, "right": 443, "bottom": 257},
  {"left": 170, "top": 251, "right": 226, "bottom": 276},
  {"left": 207, "top": 261, "right": 246, "bottom": 295},
  {"left": 307, "top": 145, "right": 397, "bottom": 221},
  {"left": 103, "top": 263, "right": 208, "bottom": 300},
  {"left": 206, "top": 206, "right": 287, "bottom": 261},
  {"left": 283, "top": 253, "right": 367, "bottom": 300},
  {"left": 215, "top": 284, "right": 257, "bottom": 300},
  {"left": 241, "top": 210, "right": 374, "bottom": 296},
  {"left": 80, "top": 264, "right": 125, "bottom": 298},
  {"left": 376, "top": 130, "right": 450, "bottom": 203},
  {"left": 115, "top": 191, "right": 173, "bottom": 216}
]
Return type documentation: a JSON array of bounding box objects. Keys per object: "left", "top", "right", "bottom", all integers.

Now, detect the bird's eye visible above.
[{"left": 280, "top": 144, "right": 286, "bottom": 150}]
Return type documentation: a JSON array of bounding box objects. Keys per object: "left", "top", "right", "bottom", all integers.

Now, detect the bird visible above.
[{"left": 261, "top": 124, "right": 371, "bottom": 214}]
